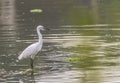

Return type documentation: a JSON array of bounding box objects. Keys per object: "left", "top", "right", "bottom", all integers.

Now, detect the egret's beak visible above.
[{"left": 44, "top": 27, "right": 50, "bottom": 31}]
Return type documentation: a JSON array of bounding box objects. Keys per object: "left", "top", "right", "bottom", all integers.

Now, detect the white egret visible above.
[{"left": 18, "top": 25, "right": 45, "bottom": 69}]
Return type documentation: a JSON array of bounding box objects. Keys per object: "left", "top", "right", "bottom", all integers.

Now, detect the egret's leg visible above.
[{"left": 30, "top": 58, "right": 34, "bottom": 69}]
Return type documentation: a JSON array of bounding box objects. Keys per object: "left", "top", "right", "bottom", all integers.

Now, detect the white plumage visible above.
[
  {"left": 18, "top": 25, "right": 44, "bottom": 69},
  {"left": 18, "top": 42, "right": 42, "bottom": 60}
]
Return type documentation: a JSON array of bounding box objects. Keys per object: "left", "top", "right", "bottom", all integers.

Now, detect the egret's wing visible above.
[{"left": 18, "top": 42, "right": 41, "bottom": 60}]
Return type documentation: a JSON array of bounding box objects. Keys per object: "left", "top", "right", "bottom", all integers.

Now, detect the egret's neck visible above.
[{"left": 37, "top": 28, "right": 42, "bottom": 42}]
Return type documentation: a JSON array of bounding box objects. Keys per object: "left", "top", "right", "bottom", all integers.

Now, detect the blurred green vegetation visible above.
[
  {"left": 65, "top": 0, "right": 120, "bottom": 25},
  {"left": 66, "top": 7, "right": 95, "bottom": 25}
]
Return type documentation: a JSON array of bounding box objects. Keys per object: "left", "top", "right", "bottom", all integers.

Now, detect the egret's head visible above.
[
  {"left": 37, "top": 25, "right": 50, "bottom": 31},
  {"left": 37, "top": 25, "right": 45, "bottom": 31}
]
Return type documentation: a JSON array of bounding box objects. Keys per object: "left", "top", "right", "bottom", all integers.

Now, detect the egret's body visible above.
[
  {"left": 18, "top": 25, "right": 44, "bottom": 69},
  {"left": 18, "top": 42, "right": 42, "bottom": 60}
]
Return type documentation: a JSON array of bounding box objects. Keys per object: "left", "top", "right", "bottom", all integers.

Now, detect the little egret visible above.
[{"left": 18, "top": 25, "right": 45, "bottom": 69}]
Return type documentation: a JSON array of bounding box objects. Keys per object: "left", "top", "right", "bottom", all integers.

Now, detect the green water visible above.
[{"left": 0, "top": 0, "right": 120, "bottom": 83}]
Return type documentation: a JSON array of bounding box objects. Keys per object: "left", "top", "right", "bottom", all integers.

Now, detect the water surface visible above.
[{"left": 1, "top": 0, "right": 120, "bottom": 83}]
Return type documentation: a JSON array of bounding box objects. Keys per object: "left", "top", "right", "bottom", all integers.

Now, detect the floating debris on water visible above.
[{"left": 30, "top": 9, "right": 42, "bottom": 13}]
